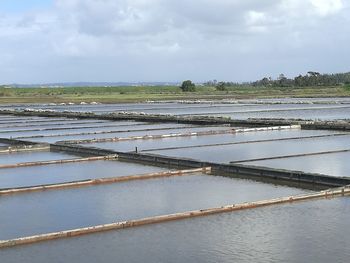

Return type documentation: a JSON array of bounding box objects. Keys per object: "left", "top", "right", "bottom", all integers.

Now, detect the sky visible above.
[{"left": 0, "top": 0, "right": 349, "bottom": 84}]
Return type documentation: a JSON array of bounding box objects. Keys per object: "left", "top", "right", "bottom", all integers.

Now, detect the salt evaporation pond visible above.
[
  {"left": 0, "top": 151, "right": 78, "bottom": 165},
  {"left": 242, "top": 151, "right": 350, "bottom": 178},
  {"left": 0, "top": 120, "right": 147, "bottom": 131},
  {"left": 0, "top": 175, "right": 306, "bottom": 240},
  {"left": 0, "top": 123, "right": 198, "bottom": 139},
  {"left": 152, "top": 135, "right": 350, "bottom": 164},
  {"left": 85, "top": 129, "right": 342, "bottom": 152},
  {"left": 24, "top": 126, "right": 232, "bottom": 143},
  {"left": 0, "top": 160, "right": 168, "bottom": 189},
  {"left": 208, "top": 107, "right": 350, "bottom": 120},
  {"left": 1, "top": 197, "right": 348, "bottom": 263}
]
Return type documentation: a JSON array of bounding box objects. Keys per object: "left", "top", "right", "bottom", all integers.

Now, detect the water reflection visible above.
[
  {"left": 1, "top": 198, "right": 349, "bottom": 263},
  {"left": 243, "top": 151, "right": 350, "bottom": 177},
  {"left": 0, "top": 175, "right": 306, "bottom": 240}
]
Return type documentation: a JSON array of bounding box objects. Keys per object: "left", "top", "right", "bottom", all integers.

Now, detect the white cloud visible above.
[
  {"left": 310, "top": 0, "right": 344, "bottom": 16},
  {"left": 0, "top": 0, "right": 349, "bottom": 83}
]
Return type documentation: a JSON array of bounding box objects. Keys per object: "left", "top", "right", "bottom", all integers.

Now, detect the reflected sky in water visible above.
[
  {"left": 153, "top": 135, "right": 350, "bottom": 165},
  {"left": 0, "top": 175, "right": 306, "bottom": 240},
  {"left": 88, "top": 129, "right": 341, "bottom": 152},
  {"left": 0, "top": 160, "right": 168, "bottom": 189},
  {"left": 1, "top": 197, "right": 349, "bottom": 263},
  {"left": 0, "top": 151, "right": 77, "bottom": 165},
  {"left": 243, "top": 151, "right": 350, "bottom": 178}
]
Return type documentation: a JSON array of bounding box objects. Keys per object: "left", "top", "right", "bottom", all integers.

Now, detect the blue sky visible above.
[
  {"left": 0, "top": 0, "right": 349, "bottom": 84},
  {"left": 0, "top": 0, "right": 52, "bottom": 13}
]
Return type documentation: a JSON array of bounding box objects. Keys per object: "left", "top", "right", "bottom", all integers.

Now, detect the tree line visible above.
[{"left": 202, "top": 71, "right": 350, "bottom": 90}]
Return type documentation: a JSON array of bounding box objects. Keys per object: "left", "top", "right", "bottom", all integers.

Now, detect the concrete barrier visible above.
[
  {"left": 1, "top": 108, "right": 350, "bottom": 131},
  {"left": 1, "top": 185, "right": 349, "bottom": 248},
  {"left": 50, "top": 143, "right": 350, "bottom": 188},
  {"left": 0, "top": 137, "right": 47, "bottom": 146}
]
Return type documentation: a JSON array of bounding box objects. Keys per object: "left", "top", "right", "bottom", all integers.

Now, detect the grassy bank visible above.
[{"left": 0, "top": 85, "right": 349, "bottom": 104}]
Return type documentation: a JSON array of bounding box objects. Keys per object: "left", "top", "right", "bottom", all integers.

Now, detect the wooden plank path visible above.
[
  {"left": 0, "top": 185, "right": 349, "bottom": 248},
  {"left": 0, "top": 167, "right": 211, "bottom": 195}
]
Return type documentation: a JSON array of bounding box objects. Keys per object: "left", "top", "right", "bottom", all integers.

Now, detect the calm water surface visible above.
[
  {"left": 154, "top": 135, "right": 350, "bottom": 163},
  {"left": 26, "top": 126, "right": 232, "bottom": 143},
  {"left": 243, "top": 151, "right": 350, "bottom": 177},
  {"left": 0, "top": 197, "right": 348, "bottom": 263},
  {"left": 1, "top": 123, "right": 196, "bottom": 139},
  {"left": 0, "top": 175, "right": 306, "bottom": 239},
  {"left": 87, "top": 129, "right": 342, "bottom": 152},
  {"left": 0, "top": 151, "right": 78, "bottom": 165},
  {"left": 0, "top": 160, "right": 168, "bottom": 188}
]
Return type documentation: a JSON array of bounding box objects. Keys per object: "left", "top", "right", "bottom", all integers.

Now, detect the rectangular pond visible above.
[
  {"left": 0, "top": 196, "right": 348, "bottom": 263},
  {"left": 241, "top": 151, "right": 350, "bottom": 178},
  {"left": 84, "top": 129, "right": 343, "bottom": 152},
  {"left": 0, "top": 151, "right": 79, "bottom": 165},
  {"left": 0, "top": 175, "right": 307, "bottom": 240},
  {"left": 25, "top": 126, "right": 233, "bottom": 143},
  {"left": 209, "top": 107, "right": 350, "bottom": 120},
  {"left": 0, "top": 123, "right": 197, "bottom": 139},
  {"left": 0, "top": 119, "right": 114, "bottom": 129},
  {"left": 151, "top": 135, "right": 350, "bottom": 163},
  {"left": 0, "top": 160, "right": 168, "bottom": 189},
  {"left": 0, "top": 120, "right": 145, "bottom": 131},
  {"left": 0, "top": 117, "right": 76, "bottom": 125},
  {"left": 154, "top": 104, "right": 348, "bottom": 116}
]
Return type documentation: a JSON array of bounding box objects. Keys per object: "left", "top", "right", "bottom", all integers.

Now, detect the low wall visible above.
[
  {"left": 51, "top": 144, "right": 350, "bottom": 188},
  {"left": 0, "top": 137, "right": 47, "bottom": 146},
  {"left": 2, "top": 109, "right": 350, "bottom": 131}
]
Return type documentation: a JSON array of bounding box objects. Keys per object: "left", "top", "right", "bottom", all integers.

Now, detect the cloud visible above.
[
  {"left": 0, "top": 0, "right": 349, "bottom": 83},
  {"left": 310, "top": 0, "right": 344, "bottom": 16}
]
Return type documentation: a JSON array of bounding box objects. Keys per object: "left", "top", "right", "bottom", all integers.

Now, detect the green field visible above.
[{"left": 0, "top": 85, "right": 349, "bottom": 104}]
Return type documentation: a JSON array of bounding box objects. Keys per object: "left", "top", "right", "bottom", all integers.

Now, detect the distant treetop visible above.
[
  {"left": 180, "top": 80, "right": 196, "bottom": 92},
  {"left": 203, "top": 71, "right": 350, "bottom": 87}
]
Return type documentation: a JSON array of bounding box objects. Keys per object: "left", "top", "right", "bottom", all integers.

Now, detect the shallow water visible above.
[
  {"left": 0, "top": 120, "right": 115, "bottom": 129},
  {"left": 0, "top": 151, "right": 78, "bottom": 165},
  {"left": 0, "top": 175, "right": 306, "bottom": 239},
  {"left": 1, "top": 123, "right": 196, "bottom": 138},
  {"left": 0, "top": 160, "right": 168, "bottom": 189},
  {"left": 242, "top": 151, "right": 350, "bottom": 177},
  {"left": 0, "top": 117, "right": 73, "bottom": 125},
  {"left": 26, "top": 126, "right": 232, "bottom": 143},
  {"left": 1, "top": 197, "right": 348, "bottom": 263},
  {"left": 153, "top": 135, "right": 350, "bottom": 163},
  {"left": 86, "top": 129, "right": 342, "bottom": 152},
  {"left": 0, "top": 120, "right": 145, "bottom": 131},
  {"left": 211, "top": 107, "right": 350, "bottom": 120}
]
